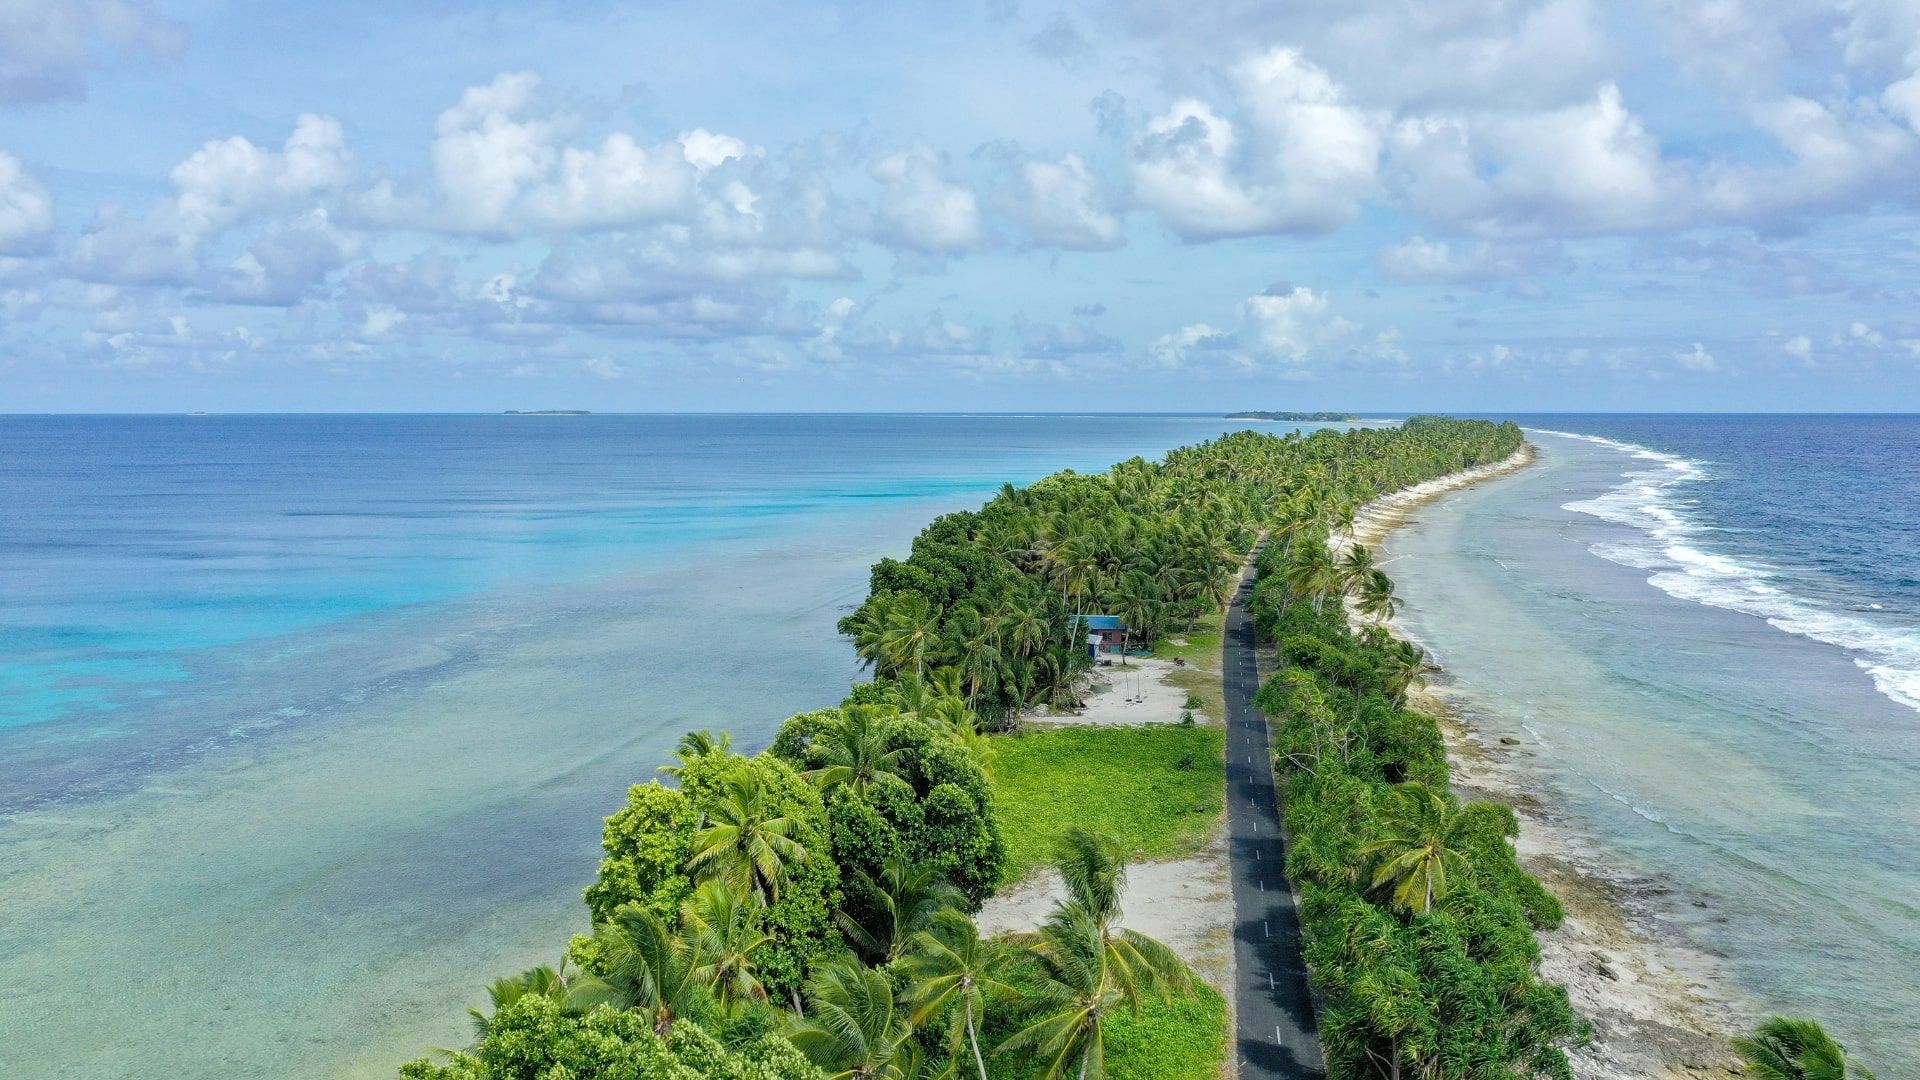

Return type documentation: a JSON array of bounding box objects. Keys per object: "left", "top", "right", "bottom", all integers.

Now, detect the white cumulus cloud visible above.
[
  {"left": 1151, "top": 284, "right": 1385, "bottom": 371},
  {"left": 0, "top": 152, "right": 56, "bottom": 256},
  {"left": 168, "top": 114, "right": 353, "bottom": 239},
  {"left": 1675, "top": 342, "right": 1718, "bottom": 371},
  {"left": 0, "top": 0, "right": 185, "bottom": 104},
  {"left": 1131, "top": 49, "right": 1380, "bottom": 239},
  {"left": 1012, "top": 153, "right": 1121, "bottom": 250},
  {"left": 872, "top": 148, "right": 982, "bottom": 253}
]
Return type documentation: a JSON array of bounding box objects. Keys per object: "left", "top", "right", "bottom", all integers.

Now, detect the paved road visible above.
[{"left": 1223, "top": 569, "right": 1325, "bottom": 1078}]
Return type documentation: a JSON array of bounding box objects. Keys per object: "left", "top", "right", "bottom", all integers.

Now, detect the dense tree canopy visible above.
[{"left": 839, "top": 420, "right": 1527, "bottom": 727}]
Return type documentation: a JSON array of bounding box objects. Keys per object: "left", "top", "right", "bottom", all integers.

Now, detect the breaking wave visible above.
[{"left": 1533, "top": 427, "right": 1920, "bottom": 715}]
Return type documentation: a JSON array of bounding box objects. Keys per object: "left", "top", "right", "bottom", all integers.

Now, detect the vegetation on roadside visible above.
[{"left": 994, "top": 724, "right": 1224, "bottom": 882}]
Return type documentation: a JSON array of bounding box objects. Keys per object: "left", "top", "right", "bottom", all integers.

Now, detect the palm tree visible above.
[
  {"left": 1049, "top": 535, "right": 1101, "bottom": 619},
  {"left": 1115, "top": 571, "right": 1164, "bottom": 650},
  {"left": 1271, "top": 500, "right": 1312, "bottom": 562},
  {"left": 1377, "top": 639, "right": 1427, "bottom": 708},
  {"left": 927, "top": 665, "right": 968, "bottom": 703},
  {"left": 836, "top": 855, "right": 967, "bottom": 964},
  {"left": 1285, "top": 544, "right": 1341, "bottom": 615},
  {"left": 1202, "top": 563, "right": 1236, "bottom": 611},
  {"left": 805, "top": 704, "right": 906, "bottom": 797},
  {"left": 597, "top": 903, "right": 706, "bottom": 1036},
  {"left": 1003, "top": 595, "right": 1051, "bottom": 660},
  {"left": 886, "top": 673, "right": 938, "bottom": 719},
  {"left": 1000, "top": 829, "right": 1192, "bottom": 1080},
  {"left": 681, "top": 879, "right": 771, "bottom": 1015},
  {"left": 1054, "top": 828, "right": 1125, "bottom": 926},
  {"left": 1356, "top": 568, "right": 1398, "bottom": 622},
  {"left": 1053, "top": 828, "right": 1190, "bottom": 1007},
  {"left": 928, "top": 697, "right": 997, "bottom": 778},
  {"left": 787, "top": 958, "right": 922, "bottom": 1080},
  {"left": 675, "top": 728, "right": 731, "bottom": 759},
  {"left": 1033, "top": 645, "right": 1083, "bottom": 710},
  {"left": 901, "top": 910, "right": 1020, "bottom": 1080},
  {"left": 996, "top": 903, "right": 1123, "bottom": 1080},
  {"left": 878, "top": 593, "right": 939, "bottom": 679},
  {"left": 1734, "top": 1017, "right": 1879, "bottom": 1080},
  {"left": 1358, "top": 781, "right": 1480, "bottom": 916},
  {"left": 949, "top": 606, "right": 997, "bottom": 708},
  {"left": 1338, "top": 543, "right": 1376, "bottom": 598},
  {"left": 687, "top": 770, "right": 807, "bottom": 906},
  {"left": 998, "top": 656, "right": 1036, "bottom": 717},
  {"left": 846, "top": 602, "right": 890, "bottom": 675},
  {"left": 661, "top": 728, "right": 733, "bottom": 779}
]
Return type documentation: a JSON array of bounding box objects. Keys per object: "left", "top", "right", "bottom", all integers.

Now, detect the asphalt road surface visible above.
[{"left": 1223, "top": 570, "right": 1326, "bottom": 1078}]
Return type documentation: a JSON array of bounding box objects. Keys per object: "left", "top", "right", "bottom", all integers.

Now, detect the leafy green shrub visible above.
[
  {"left": 585, "top": 781, "right": 698, "bottom": 925},
  {"left": 767, "top": 704, "right": 1007, "bottom": 911}
]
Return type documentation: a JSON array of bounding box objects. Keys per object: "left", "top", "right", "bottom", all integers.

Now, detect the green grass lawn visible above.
[
  {"left": 1150, "top": 606, "right": 1226, "bottom": 665},
  {"left": 1092, "top": 985, "right": 1229, "bottom": 1080},
  {"left": 993, "top": 723, "right": 1225, "bottom": 883}
]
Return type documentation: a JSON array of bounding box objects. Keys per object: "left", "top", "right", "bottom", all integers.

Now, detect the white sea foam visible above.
[{"left": 1530, "top": 427, "right": 1920, "bottom": 715}]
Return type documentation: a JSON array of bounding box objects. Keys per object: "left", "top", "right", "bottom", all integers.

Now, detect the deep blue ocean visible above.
[{"left": 1492, "top": 414, "right": 1920, "bottom": 711}]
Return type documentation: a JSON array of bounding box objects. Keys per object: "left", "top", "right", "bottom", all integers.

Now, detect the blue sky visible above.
[{"left": 3, "top": 0, "right": 1920, "bottom": 412}]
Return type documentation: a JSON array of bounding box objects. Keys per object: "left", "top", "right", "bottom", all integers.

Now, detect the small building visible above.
[{"left": 1070, "top": 614, "right": 1129, "bottom": 658}]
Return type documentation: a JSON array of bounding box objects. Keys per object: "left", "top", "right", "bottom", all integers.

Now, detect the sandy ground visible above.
[
  {"left": 1341, "top": 442, "right": 1745, "bottom": 1079},
  {"left": 975, "top": 823, "right": 1237, "bottom": 994},
  {"left": 1030, "top": 655, "right": 1206, "bottom": 727}
]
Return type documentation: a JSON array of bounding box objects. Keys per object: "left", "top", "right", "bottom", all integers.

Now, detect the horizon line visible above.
[{"left": 3, "top": 409, "right": 1920, "bottom": 419}]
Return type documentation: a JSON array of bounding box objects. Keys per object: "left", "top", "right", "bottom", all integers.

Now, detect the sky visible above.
[{"left": 3, "top": 0, "right": 1920, "bottom": 412}]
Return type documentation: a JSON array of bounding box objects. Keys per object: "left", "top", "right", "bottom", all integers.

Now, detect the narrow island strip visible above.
[{"left": 396, "top": 417, "right": 1856, "bottom": 1080}]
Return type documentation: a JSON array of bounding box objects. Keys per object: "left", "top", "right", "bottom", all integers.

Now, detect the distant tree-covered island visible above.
[
  {"left": 504, "top": 409, "right": 591, "bottom": 415},
  {"left": 1225, "top": 410, "right": 1359, "bottom": 422}
]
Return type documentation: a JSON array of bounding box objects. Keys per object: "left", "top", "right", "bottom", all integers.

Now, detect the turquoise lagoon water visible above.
[
  {"left": 0, "top": 413, "right": 1262, "bottom": 1079},
  {"left": 1384, "top": 416, "right": 1920, "bottom": 1075}
]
